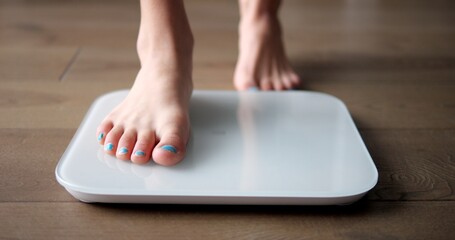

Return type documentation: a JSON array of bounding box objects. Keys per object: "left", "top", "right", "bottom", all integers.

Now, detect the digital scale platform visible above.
[{"left": 56, "top": 90, "right": 377, "bottom": 205}]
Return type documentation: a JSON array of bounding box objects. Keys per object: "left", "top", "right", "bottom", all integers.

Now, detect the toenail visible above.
[
  {"left": 161, "top": 145, "right": 177, "bottom": 154},
  {"left": 97, "top": 132, "right": 104, "bottom": 141},
  {"left": 248, "top": 87, "right": 259, "bottom": 92},
  {"left": 134, "top": 150, "right": 146, "bottom": 157},
  {"left": 118, "top": 147, "right": 128, "bottom": 155},
  {"left": 105, "top": 143, "right": 114, "bottom": 151}
]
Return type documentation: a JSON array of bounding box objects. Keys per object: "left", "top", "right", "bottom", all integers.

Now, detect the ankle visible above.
[
  {"left": 137, "top": 28, "right": 194, "bottom": 64},
  {"left": 137, "top": 0, "right": 194, "bottom": 62},
  {"left": 135, "top": 28, "right": 193, "bottom": 96},
  {"left": 239, "top": 13, "right": 281, "bottom": 41},
  {"left": 239, "top": 0, "right": 280, "bottom": 20}
]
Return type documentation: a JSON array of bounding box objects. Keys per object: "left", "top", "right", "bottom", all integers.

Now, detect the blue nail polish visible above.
[
  {"left": 161, "top": 145, "right": 177, "bottom": 154},
  {"left": 248, "top": 87, "right": 259, "bottom": 92},
  {"left": 98, "top": 133, "right": 104, "bottom": 141},
  {"left": 118, "top": 147, "right": 128, "bottom": 155},
  {"left": 135, "top": 150, "right": 146, "bottom": 156},
  {"left": 105, "top": 143, "right": 114, "bottom": 151}
]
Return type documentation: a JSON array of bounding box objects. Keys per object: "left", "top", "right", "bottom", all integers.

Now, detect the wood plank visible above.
[
  {"left": 0, "top": 202, "right": 453, "bottom": 239},
  {"left": 316, "top": 83, "right": 455, "bottom": 129},
  {"left": 282, "top": 0, "right": 455, "bottom": 58},
  {"left": 2, "top": 0, "right": 454, "bottom": 55},
  {"left": 3, "top": 0, "right": 453, "bottom": 84},
  {"left": 0, "top": 81, "right": 122, "bottom": 129},
  {"left": 61, "top": 47, "right": 139, "bottom": 83},
  {"left": 61, "top": 46, "right": 238, "bottom": 90},
  {"left": 0, "top": 129, "right": 76, "bottom": 202},
  {"left": 0, "top": 47, "right": 78, "bottom": 81},
  {"left": 0, "top": 1, "right": 139, "bottom": 48},
  {"left": 362, "top": 130, "right": 455, "bottom": 201},
  {"left": 1, "top": 129, "right": 453, "bottom": 202},
  {"left": 1, "top": 79, "right": 453, "bottom": 129}
]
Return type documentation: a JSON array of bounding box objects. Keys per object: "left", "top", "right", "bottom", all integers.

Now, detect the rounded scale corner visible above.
[
  {"left": 66, "top": 189, "right": 99, "bottom": 203},
  {"left": 55, "top": 151, "right": 69, "bottom": 187},
  {"left": 325, "top": 181, "right": 377, "bottom": 205},
  {"left": 54, "top": 164, "right": 76, "bottom": 194},
  {"left": 55, "top": 163, "right": 99, "bottom": 199},
  {"left": 306, "top": 91, "right": 348, "bottom": 109},
  {"left": 55, "top": 170, "right": 111, "bottom": 203},
  {"left": 340, "top": 170, "right": 378, "bottom": 202},
  {"left": 356, "top": 147, "right": 380, "bottom": 196},
  {"left": 334, "top": 195, "right": 365, "bottom": 206},
  {"left": 314, "top": 162, "right": 377, "bottom": 204}
]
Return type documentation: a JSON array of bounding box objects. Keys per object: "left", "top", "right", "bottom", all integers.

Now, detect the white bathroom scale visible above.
[{"left": 56, "top": 90, "right": 378, "bottom": 205}]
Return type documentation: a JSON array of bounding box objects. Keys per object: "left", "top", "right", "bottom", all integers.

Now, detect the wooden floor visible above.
[{"left": 1, "top": 0, "right": 454, "bottom": 239}]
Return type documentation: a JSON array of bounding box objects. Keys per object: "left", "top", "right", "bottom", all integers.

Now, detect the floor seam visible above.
[{"left": 59, "top": 47, "right": 81, "bottom": 82}]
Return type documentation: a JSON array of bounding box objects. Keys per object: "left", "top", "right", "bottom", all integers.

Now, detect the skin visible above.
[
  {"left": 97, "top": 0, "right": 301, "bottom": 166},
  {"left": 235, "top": 0, "right": 301, "bottom": 90}
]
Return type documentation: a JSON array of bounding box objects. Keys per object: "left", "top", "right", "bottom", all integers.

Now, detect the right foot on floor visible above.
[{"left": 234, "top": 1, "right": 301, "bottom": 91}]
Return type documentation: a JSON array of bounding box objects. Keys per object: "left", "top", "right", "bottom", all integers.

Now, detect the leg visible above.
[
  {"left": 96, "top": 0, "right": 193, "bottom": 166},
  {"left": 234, "top": 0, "right": 301, "bottom": 91}
]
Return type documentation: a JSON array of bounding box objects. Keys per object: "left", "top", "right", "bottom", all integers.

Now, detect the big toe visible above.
[{"left": 152, "top": 127, "right": 188, "bottom": 166}]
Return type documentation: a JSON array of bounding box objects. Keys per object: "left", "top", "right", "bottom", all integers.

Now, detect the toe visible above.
[
  {"left": 289, "top": 72, "right": 301, "bottom": 87},
  {"left": 272, "top": 80, "right": 284, "bottom": 91},
  {"left": 131, "top": 131, "right": 155, "bottom": 164},
  {"left": 260, "top": 78, "right": 273, "bottom": 91},
  {"left": 282, "top": 75, "right": 294, "bottom": 90},
  {"left": 153, "top": 127, "right": 188, "bottom": 166},
  {"left": 103, "top": 126, "right": 123, "bottom": 156},
  {"left": 116, "top": 130, "right": 136, "bottom": 161},
  {"left": 96, "top": 120, "right": 113, "bottom": 145}
]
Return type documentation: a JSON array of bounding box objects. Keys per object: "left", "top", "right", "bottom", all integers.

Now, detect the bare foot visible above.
[
  {"left": 96, "top": 0, "right": 193, "bottom": 166},
  {"left": 234, "top": 0, "right": 301, "bottom": 91}
]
